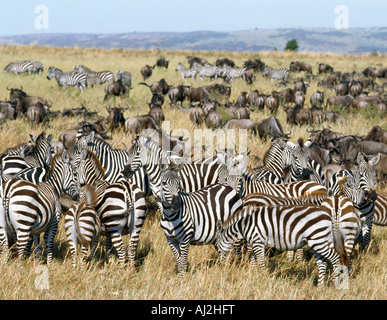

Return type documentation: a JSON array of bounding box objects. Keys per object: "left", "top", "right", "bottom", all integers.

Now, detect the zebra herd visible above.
[
  {"left": 4, "top": 60, "right": 115, "bottom": 91},
  {"left": 0, "top": 127, "right": 384, "bottom": 287}
]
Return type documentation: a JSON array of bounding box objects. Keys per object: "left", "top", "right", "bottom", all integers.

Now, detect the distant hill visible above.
[{"left": 0, "top": 28, "right": 386, "bottom": 54}]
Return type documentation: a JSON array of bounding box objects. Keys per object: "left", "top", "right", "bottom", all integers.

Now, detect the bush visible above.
[{"left": 284, "top": 39, "right": 299, "bottom": 52}]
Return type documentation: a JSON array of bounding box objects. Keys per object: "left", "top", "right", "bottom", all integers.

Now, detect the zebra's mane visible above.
[
  {"left": 85, "top": 149, "right": 106, "bottom": 177},
  {"left": 262, "top": 139, "right": 284, "bottom": 166},
  {"left": 45, "top": 151, "right": 64, "bottom": 180}
]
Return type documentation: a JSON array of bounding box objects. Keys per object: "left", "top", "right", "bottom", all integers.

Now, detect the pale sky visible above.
[{"left": 0, "top": 0, "right": 385, "bottom": 36}]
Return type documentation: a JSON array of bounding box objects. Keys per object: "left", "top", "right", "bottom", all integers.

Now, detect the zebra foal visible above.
[{"left": 64, "top": 183, "right": 101, "bottom": 267}]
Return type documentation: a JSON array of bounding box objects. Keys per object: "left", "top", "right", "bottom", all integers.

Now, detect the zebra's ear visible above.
[
  {"left": 47, "top": 134, "right": 53, "bottom": 144},
  {"left": 80, "top": 148, "right": 88, "bottom": 160},
  {"left": 86, "top": 131, "right": 95, "bottom": 143},
  {"left": 29, "top": 134, "right": 37, "bottom": 144},
  {"left": 62, "top": 149, "right": 70, "bottom": 164},
  {"left": 356, "top": 152, "right": 366, "bottom": 165},
  {"left": 216, "top": 151, "right": 228, "bottom": 165}
]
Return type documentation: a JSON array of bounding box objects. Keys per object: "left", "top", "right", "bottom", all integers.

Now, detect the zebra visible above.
[
  {"left": 373, "top": 191, "right": 387, "bottom": 226},
  {"left": 242, "top": 192, "right": 364, "bottom": 264},
  {"left": 3, "top": 60, "right": 34, "bottom": 75},
  {"left": 262, "top": 66, "right": 289, "bottom": 83},
  {"left": 192, "top": 63, "right": 220, "bottom": 81},
  {"left": 175, "top": 63, "right": 198, "bottom": 81},
  {"left": 328, "top": 152, "right": 379, "bottom": 249},
  {"left": 47, "top": 66, "right": 87, "bottom": 90},
  {"left": 0, "top": 150, "right": 79, "bottom": 263},
  {"left": 126, "top": 135, "right": 248, "bottom": 199},
  {"left": 29, "top": 61, "right": 44, "bottom": 75},
  {"left": 219, "top": 65, "right": 248, "bottom": 83},
  {"left": 64, "top": 183, "right": 101, "bottom": 267},
  {"left": 216, "top": 201, "right": 350, "bottom": 287},
  {"left": 73, "top": 65, "right": 114, "bottom": 85},
  {"left": 1, "top": 132, "right": 53, "bottom": 179},
  {"left": 159, "top": 163, "right": 243, "bottom": 275},
  {"left": 72, "top": 148, "right": 147, "bottom": 265}
]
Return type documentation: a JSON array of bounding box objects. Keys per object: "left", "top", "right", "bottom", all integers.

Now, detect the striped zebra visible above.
[
  {"left": 1, "top": 132, "right": 53, "bottom": 179},
  {"left": 29, "top": 61, "right": 44, "bottom": 75},
  {"left": 73, "top": 65, "right": 114, "bottom": 84},
  {"left": 3, "top": 60, "right": 34, "bottom": 75},
  {"left": 159, "top": 163, "right": 243, "bottom": 275},
  {"left": 328, "top": 153, "right": 379, "bottom": 249},
  {"left": 72, "top": 149, "right": 147, "bottom": 265},
  {"left": 0, "top": 150, "right": 79, "bottom": 263},
  {"left": 126, "top": 135, "right": 248, "bottom": 199},
  {"left": 262, "top": 66, "right": 289, "bottom": 83},
  {"left": 216, "top": 201, "right": 350, "bottom": 287},
  {"left": 373, "top": 192, "right": 387, "bottom": 226},
  {"left": 175, "top": 63, "right": 198, "bottom": 81},
  {"left": 47, "top": 66, "right": 87, "bottom": 90},
  {"left": 242, "top": 192, "right": 364, "bottom": 264},
  {"left": 192, "top": 63, "right": 220, "bottom": 81},
  {"left": 219, "top": 65, "right": 248, "bottom": 83},
  {"left": 64, "top": 183, "right": 101, "bottom": 267}
]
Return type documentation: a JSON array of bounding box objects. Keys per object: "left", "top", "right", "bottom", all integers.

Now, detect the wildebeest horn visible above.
[
  {"left": 306, "top": 125, "right": 315, "bottom": 133},
  {"left": 6, "top": 86, "right": 11, "bottom": 91}
]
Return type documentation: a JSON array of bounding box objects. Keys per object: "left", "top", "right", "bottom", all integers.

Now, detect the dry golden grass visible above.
[{"left": 0, "top": 45, "right": 386, "bottom": 300}]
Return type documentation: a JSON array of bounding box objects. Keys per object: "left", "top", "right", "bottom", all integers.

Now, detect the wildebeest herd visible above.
[{"left": 0, "top": 53, "right": 386, "bottom": 288}]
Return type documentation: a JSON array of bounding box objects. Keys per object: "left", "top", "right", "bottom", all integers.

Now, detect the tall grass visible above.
[{"left": 0, "top": 45, "right": 386, "bottom": 300}]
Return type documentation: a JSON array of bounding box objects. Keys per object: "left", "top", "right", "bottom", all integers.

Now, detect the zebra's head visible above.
[
  {"left": 352, "top": 153, "right": 380, "bottom": 190},
  {"left": 28, "top": 132, "right": 53, "bottom": 169},
  {"left": 70, "top": 131, "right": 96, "bottom": 167},
  {"left": 73, "top": 148, "right": 105, "bottom": 187},
  {"left": 160, "top": 158, "right": 183, "bottom": 213},
  {"left": 125, "top": 135, "right": 152, "bottom": 175},
  {"left": 48, "top": 150, "right": 80, "bottom": 200},
  {"left": 262, "top": 66, "right": 271, "bottom": 77},
  {"left": 285, "top": 139, "right": 312, "bottom": 182},
  {"left": 216, "top": 151, "right": 248, "bottom": 194},
  {"left": 47, "top": 66, "right": 60, "bottom": 80}
]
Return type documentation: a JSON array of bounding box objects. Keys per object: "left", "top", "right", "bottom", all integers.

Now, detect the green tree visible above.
[{"left": 284, "top": 39, "right": 299, "bottom": 52}]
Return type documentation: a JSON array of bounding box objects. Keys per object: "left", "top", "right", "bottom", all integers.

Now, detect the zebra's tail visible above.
[
  {"left": 81, "top": 183, "right": 98, "bottom": 206},
  {"left": 332, "top": 214, "right": 350, "bottom": 267}
]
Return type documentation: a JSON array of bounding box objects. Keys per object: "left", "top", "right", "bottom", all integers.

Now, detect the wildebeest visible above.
[
  {"left": 362, "top": 126, "right": 387, "bottom": 145},
  {"left": 205, "top": 109, "right": 223, "bottom": 129},
  {"left": 186, "top": 87, "right": 210, "bottom": 104},
  {"left": 125, "top": 114, "right": 159, "bottom": 135},
  {"left": 335, "top": 82, "right": 349, "bottom": 96},
  {"left": 187, "top": 56, "right": 209, "bottom": 69},
  {"left": 190, "top": 106, "right": 205, "bottom": 126},
  {"left": 290, "top": 61, "right": 312, "bottom": 74},
  {"left": 0, "top": 101, "right": 16, "bottom": 120},
  {"left": 25, "top": 103, "right": 49, "bottom": 125},
  {"left": 139, "top": 78, "right": 172, "bottom": 96},
  {"left": 318, "top": 63, "right": 334, "bottom": 74},
  {"left": 256, "top": 116, "right": 290, "bottom": 140},
  {"left": 265, "top": 92, "right": 280, "bottom": 114},
  {"left": 148, "top": 104, "right": 165, "bottom": 126},
  {"left": 8, "top": 87, "right": 52, "bottom": 117},
  {"left": 104, "top": 79, "right": 127, "bottom": 101},
  {"left": 310, "top": 91, "right": 325, "bottom": 107},
  {"left": 140, "top": 64, "right": 155, "bottom": 81},
  {"left": 294, "top": 91, "right": 305, "bottom": 107},
  {"left": 168, "top": 84, "right": 191, "bottom": 108},
  {"left": 326, "top": 95, "right": 353, "bottom": 110},
  {"left": 216, "top": 58, "right": 237, "bottom": 68},
  {"left": 286, "top": 105, "right": 311, "bottom": 126},
  {"left": 294, "top": 78, "right": 307, "bottom": 93},
  {"left": 243, "top": 59, "right": 265, "bottom": 73},
  {"left": 156, "top": 57, "right": 169, "bottom": 69},
  {"left": 222, "top": 119, "right": 256, "bottom": 132},
  {"left": 106, "top": 105, "right": 129, "bottom": 131}
]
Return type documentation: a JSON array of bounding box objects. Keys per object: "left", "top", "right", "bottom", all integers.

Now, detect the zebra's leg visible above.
[
  {"left": 109, "top": 230, "right": 127, "bottom": 265},
  {"left": 45, "top": 219, "right": 59, "bottom": 264},
  {"left": 251, "top": 242, "right": 266, "bottom": 270},
  {"left": 312, "top": 253, "right": 328, "bottom": 287},
  {"left": 178, "top": 240, "right": 191, "bottom": 276},
  {"left": 15, "top": 231, "right": 31, "bottom": 262},
  {"left": 166, "top": 237, "right": 182, "bottom": 274},
  {"left": 89, "top": 238, "right": 99, "bottom": 263},
  {"left": 0, "top": 201, "right": 10, "bottom": 261}
]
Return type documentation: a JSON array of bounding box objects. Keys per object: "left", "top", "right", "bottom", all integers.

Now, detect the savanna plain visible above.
[{"left": 0, "top": 45, "right": 386, "bottom": 300}]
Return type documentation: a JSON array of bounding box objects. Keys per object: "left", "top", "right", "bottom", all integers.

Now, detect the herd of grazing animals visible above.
[{"left": 0, "top": 53, "right": 386, "bottom": 289}]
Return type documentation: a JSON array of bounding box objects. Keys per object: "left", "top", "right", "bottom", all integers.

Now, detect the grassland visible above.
[{"left": 0, "top": 45, "right": 386, "bottom": 300}]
